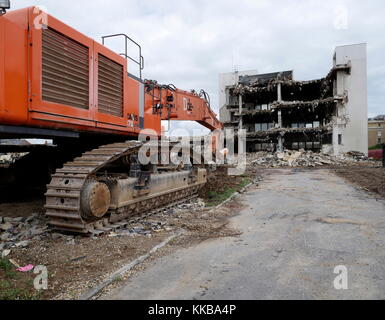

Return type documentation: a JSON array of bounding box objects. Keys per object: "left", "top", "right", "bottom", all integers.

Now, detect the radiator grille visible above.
[
  {"left": 98, "top": 54, "right": 124, "bottom": 117},
  {"left": 42, "top": 28, "right": 89, "bottom": 109}
]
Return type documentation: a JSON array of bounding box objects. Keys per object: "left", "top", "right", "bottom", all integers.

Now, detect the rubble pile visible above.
[
  {"left": 248, "top": 150, "right": 379, "bottom": 168},
  {"left": 0, "top": 198, "right": 206, "bottom": 249},
  {"left": 0, "top": 213, "right": 49, "bottom": 250}
]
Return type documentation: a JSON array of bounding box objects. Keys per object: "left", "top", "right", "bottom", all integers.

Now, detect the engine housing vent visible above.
[
  {"left": 42, "top": 28, "right": 89, "bottom": 109},
  {"left": 98, "top": 54, "right": 124, "bottom": 117}
]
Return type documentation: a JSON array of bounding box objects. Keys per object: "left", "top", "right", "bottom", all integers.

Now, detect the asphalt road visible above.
[{"left": 104, "top": 169, "right": 385, "bottom": 300}]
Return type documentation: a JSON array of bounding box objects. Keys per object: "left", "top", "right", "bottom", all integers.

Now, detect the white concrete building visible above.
[
  {"left": 219, "top": 44, "right": 368, "bottom": 155},
  {"left": 332, "top": 44, "right": 368, "bottom": 155}
]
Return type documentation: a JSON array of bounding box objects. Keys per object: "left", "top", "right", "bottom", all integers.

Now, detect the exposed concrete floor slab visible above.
[{"left": 103, "top": 169, "right": 385, "bottom": 300}]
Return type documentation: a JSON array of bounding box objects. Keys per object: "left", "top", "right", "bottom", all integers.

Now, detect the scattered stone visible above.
[
  {"left": 69, "top": 255, "right": 87, "bottom": 262},
  {"left": 0, "top": 233, "right": 10, "bottom": 241},
  {"left": 248, "top": 149, "right": 378, "bottom": 168},
  {"left": 0, "top": 213, "right": 49, "bottom": 249},
  {"left": 1, "top": 249, "right": 10, "bottom": 257},
  {"left": 29, "top": 226, "right": 47, "bottom": 237},
  {"left": 9, "top": 258, "right": 20, "bottom": 268},
  {"left": 118, "top": 230, "right": 135, "bottom": 237},
  {"left": 131, "top": 227, "right": 144, "bottom": 233},
  {"left": 0, "top": 152, "right": 27, "bottom": 164},
  {"left": 51, "top": 233, "right": 64, "bottom": 240},
  {"left": 15, "top": 240, "right": 30, "bottom": 248},
  {"left": 67, "top": 239, "right": 76, "bottom": 245},
  {"left": 0, "top": 222, "right": 13, "bottom": 231},
  {"left": 108, "top": 232, "right": 118, "bottom": 237}
]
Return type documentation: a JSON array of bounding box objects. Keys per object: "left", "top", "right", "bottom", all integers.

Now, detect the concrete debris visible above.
[
  {"left": 270, "top": 97, "right": 336, "bottom": 110},
  {"left": 248, "top": 150, "right": 378, "bottom": 168},
  {"left": 115, "top": 198, "right": 206, "bottom": 237},
  {"left": 1, "top": 249, "right": 11, "bottom": 258},
  {"left": 345, "top": 151, "right": 369, "bottom": 161},
  {"left": 0, "top": 153, "right": 26, "bottom": 164},
  {"left": 0, "top": 213, "right": 55, "bottom": 249},
  {"left": 66, "top": 239, "right": 76, "bottom": 245},
  {"left": 51, "top": 233, "right": 66, "bottom": 240},
  {"left": 0, "top": 198, "right": 207, "bottom": 249},
  {"left": 9, "top": 258, "right": 20, "bottom": 268},
  {"left": 15, "top": 240, "right": 30, "bottom": 248},
  {"left": 0, "top": 222, "right": 13, "bottom": 231}
]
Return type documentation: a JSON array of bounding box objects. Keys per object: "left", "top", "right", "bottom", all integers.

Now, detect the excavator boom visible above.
[{"left": 145, "top": 81, "right": 222, "bottom": 131}]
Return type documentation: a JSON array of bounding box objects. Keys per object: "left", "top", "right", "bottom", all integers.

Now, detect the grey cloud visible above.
[{"left": 12, "top": 0, "right": 385, "bottom": 129}]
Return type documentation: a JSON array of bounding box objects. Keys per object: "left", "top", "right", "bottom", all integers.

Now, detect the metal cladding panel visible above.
[
  {"left": 98, "top": 54, "right": 123, "bottom": 117},
  {"left": 42, "top": 28, "right": 89, "bottom": 109}
]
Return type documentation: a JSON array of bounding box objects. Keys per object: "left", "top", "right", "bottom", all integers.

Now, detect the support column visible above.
[
  {"left": 238, "top": 94, "right": 243, "bottom": 130},
  {"left": 277, "top": 83, "right": 283, "bottom": 152}
]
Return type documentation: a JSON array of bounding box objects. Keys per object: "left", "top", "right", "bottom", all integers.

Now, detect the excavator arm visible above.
[{"left": 145, "top": 80, "right": 223, "bottom": 132}]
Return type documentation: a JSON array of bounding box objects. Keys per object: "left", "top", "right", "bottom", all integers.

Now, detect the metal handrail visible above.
[{"left": 101, "top": 33, "right": 144, "bottom": 79}]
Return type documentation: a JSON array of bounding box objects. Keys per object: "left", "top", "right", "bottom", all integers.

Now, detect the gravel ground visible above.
[
  {"left": 334, "top": 167, "right": 385, "bottom": 200},
  {"left": 0, "top": 170, "right": 255, "bottom": 300}
]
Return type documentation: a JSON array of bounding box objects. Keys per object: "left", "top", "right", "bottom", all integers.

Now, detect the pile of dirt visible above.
[
  {"left": 248, "top": 150, "right": 380, "bottom": 168},
  {"left": 334, "top": 167, "right": 385, "bottom": 199},
  {"left": 200, "top": 173, "right": 247, "bottom": 197}
]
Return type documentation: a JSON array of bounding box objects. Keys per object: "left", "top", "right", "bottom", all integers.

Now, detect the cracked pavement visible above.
[{"left": 103, "top": 169, "right": 385, "bottom": 300}]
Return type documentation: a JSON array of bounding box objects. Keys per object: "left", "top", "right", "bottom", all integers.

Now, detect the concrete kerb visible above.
[
  {"left": 210, "top": 178, "right": 259, "bottom": 211},
  {"left": 79, "top": 230, "right": 185, "bottom": 300}
]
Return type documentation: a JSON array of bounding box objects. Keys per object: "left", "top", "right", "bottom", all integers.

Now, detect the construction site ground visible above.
[
  {"left": 334, "top": 167, "right": 385, "bottom": 199},
  {"left": 0, "top": 163, "right": 384, "bottom": 300},
  {"left": 103, "top": 167, "right": 385, "bottom": 300},
  {"left": 0, "top": 169, "right": 254, "bottom": 300}
]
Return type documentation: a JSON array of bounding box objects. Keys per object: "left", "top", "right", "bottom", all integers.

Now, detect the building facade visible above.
[
  {"left": 219, "top": 44, "right": 368, "bottom": 155},
  {"left": 368, "top": 115, "right": 385, "bottom": 147}
]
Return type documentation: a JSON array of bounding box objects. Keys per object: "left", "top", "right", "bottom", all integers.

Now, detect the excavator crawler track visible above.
[{"left": 45, "top": 141, "right": 205, "bottom": 235}]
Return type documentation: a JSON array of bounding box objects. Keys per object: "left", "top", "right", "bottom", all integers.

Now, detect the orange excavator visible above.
[{"left": 0, "top": 4, "right": 223, "bottom": 234}]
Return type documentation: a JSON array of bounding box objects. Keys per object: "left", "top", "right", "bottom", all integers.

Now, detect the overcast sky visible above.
[{"left": 12, "top": 0, "right": 385, "bottom": 134}]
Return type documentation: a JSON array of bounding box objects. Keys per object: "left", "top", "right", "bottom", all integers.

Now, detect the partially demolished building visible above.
[{"left": 219, "top": 44, "right": 368, "bottom": 155}]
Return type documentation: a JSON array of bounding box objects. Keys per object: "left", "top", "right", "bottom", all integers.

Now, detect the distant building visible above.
[
  {"left": 0, "top": 139, "right": 31, "bottom": 145},
  {"left": 368, "top": 115, "right": 385, "bottom": 147},
  {"left": 219, "top": 43, "right": 368, "bottom": 155}
]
